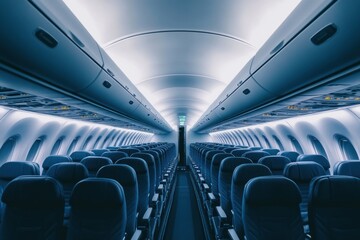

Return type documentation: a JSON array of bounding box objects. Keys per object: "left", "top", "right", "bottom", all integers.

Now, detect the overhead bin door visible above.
[
  {"left": 251, "top": 0, "right": 360, "bottom": 96},
  {"left": 0, "top": 0, "right": 101, "bottom": 92}
]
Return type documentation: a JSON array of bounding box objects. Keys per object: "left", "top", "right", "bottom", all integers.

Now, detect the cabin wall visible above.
[
  {"left": 0, "top": 106, "right": 153, "bottom": 166},
  {"left": 210, "top": 105, "right": 360, "bottom": 170}
]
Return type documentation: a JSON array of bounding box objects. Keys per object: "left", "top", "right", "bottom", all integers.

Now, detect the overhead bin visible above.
[
  {"left": 0, "top": 0, "right": 101, "bottom": 92},
  {"left": 251, "top": 0, "right": 360, "bottom": 96}
]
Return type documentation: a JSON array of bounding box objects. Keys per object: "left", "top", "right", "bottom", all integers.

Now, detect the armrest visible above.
[
  {"left": 203, "top": 183, "right": 210, "bottom": 192},
  {"left": 200, "top": 177, "right": 205, "bottom": 182},
  {"left": 228, "top": 228, "right": 240, "bottom": 240},
  {"left": 130, "top": 229, "right": 143, "bottom": 240},
  {"left": 152, "top": 193, "right": 160, "bottom": 203},
  {"left": 208, "top": 192, "right": 216, "bottom": 201},
  {"left": 142, "top": 207, "right": 153, "bottom": 221},
  {"left": 216, "top": 206, "right": 227, "bottom": 222}
]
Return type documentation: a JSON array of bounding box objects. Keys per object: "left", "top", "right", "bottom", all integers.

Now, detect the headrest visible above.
[
  {"left": 46, "top": 162, "right": 89, "bottom": 183},
  {"left": 42, "top": 155, "right": 72, "bottom": 170},
  {"left": 117, "top": 148, "right": 140, "bottom": 155},
  {"left": 116, "top": 157, "right": 148, "bottom": 175},
  {"left": 97, "top": 164, "right": 137, "bottom": 187},
  {"left": 70, "top": 178, "right": 125, "bottom": 207},
  {"left": 297, "top": 154, "right": 330, "bottom": 170},
  {"left": 102, "top": 151, "right": 128, "bottom": 162},
  {"left": 262, "top": 148, "right": 280, "bottom": 155},
  {"left": 220, "top": 157, "right": 252, "bottom": 173},
  {"left": 0, "top": 161, "right": 39, "bottom": 180},
  {"left": 80, "top": 156, "right": 112, "bottom": 171},
  {"left": 90, "top": 149, "right": 109, "bottom": 156},
  {"left": 244, "top": 176, "right": 301, "bottom": 205},
  {"left": 70, "top": 151, "right": 95, "bottom": 162},
  {"left": 230, "top": 149, "right": 250, "bottom": 157},
  {"left": 309, "top": 176, "right": 360, "bottom": 205},
  {"left": 259, "top": 156, "right": 291, "bottom": 170},
  {"left": 334, "top": 161, "right": 360, "bottom": 178},
  {"left": 2, "top": 176, "right": 64, "bottom": 207},
  {"left": 283, "top": 162, "right": 325, "bottom": 182},
  {"left": 131, "top": 153, "right": 155, "bottom": 167},
  {"left": 242, "top": 151, "right": 271, "bottom": 162},
  {"left": 232, "top": 164, "right": 272, "bottom": 186},
  {"left": 277, "top": 151, "right": 300, "bottom": 162},
  {"left": 212, "top": 153, "right": 234, "bottom": 166},
  {"left": 205, "top": 150, "right": 224, "bottom": 160},
  {"left": 142, "top": 150, "right": 159, "bottom": 159}
]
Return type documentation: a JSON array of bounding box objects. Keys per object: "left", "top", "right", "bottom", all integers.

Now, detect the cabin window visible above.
[
  {"left": 246, "top": 132, "right": 255, "bottom": 146},
  {"left": 288, "top": 135, "right": 303, "bottom": 154},
  {"left": 102, "top": 135, "right": 110, "bottom": 148},
  {"left": 262, "top": 135, "right": 271, "bottom": 148},
  {"left": 273, "top": 135, "right": 284, "bottom": 151},
  {"left": 0, "top": 136, "right": 18, "bottom": 164},
  {"left": 67, "top": 136, "right": 79, "bottom": 155},
  {"left": 50, "top": 137, "right": 64, "bottom": 155},
  {"left": 308, "top": 135, "right": 328, "bottom": 158},
  {"left": 335, "top": 135, "right": 358, "bottom": 160},
  {"left": 240, "top": 131, "right": 250, "bottom": 146},
  {"left": 82, "top": 135, "right": 92, "bottom": 150},
  {"left": 93, "top": 136, "right": 102, "bottom": 148},
  {"left": 253, "top": 135, "right": 262, "bottom": 147},
  {"left": 26, "top": 137, "right": 45, "bottom": 161}
]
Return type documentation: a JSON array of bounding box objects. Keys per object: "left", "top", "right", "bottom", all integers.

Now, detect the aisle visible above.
[{"left": 163, "top": 170, "right": 205, "bottom": 240}]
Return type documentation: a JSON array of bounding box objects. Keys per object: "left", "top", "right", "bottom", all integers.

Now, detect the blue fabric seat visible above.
[
  {"left": 0, "top": 176, "right": 64, "bottom": 240},
  {"left": 230, "top": 149, "right": 250, "bottom": 157},
  {"left": 242, "top": 150, "right": 270, "bottom": 163},
  {"left": 277, "top": 151, "right": 300, "bottom": 162},
  {"left": 101, "top": 151, "right": 128, "bottom": 163},
  {"left": 69, "top": 150, "right": 95, "bottom": 162},
  {"left": 261, "top": 148, "right": 280, "bottom": 155},
  {"left": 42, "top": 155, "right": 72, "bottom": 175},
  {"left": 80, "top": 156, "right": 112, "bottom": 177},
  {"left": 258, "top": 155, "right": 291, "bottom": 175},
  {"left": 333, "top": 160, "right": 360, "bottom": 177},
  {"left": 117, "top": 147, "right": 140, "bottom": 156},
  {"left": 0, "top": 161, "right": 39, "bottom": 188},
  {"left": 242, "top": 176, "right": 304, "bottom": 240},
  {"left": 231, "top": 164, "right": 272, "bottom": 240},
  {"left": 308, "top": 176, "right": 360, "bottom": 240},
  {"left": 90, "top": 148, "right": 109, "bottom": 156},
  {"left": 67, "top": 178, "right": 126, "bottom": 240},
  {"left": 97, "top": 165, "right": 138, "bottom": 238},
  {"left": 297, "top": 154, "right": 331, "bottom": 174},
  {"left": 142, "top": 150, "right": 161, "bottom": 186},
  {"left": 211, "top": 153, "right": 233, "bottom": 198},
  {"left": 204, "top": 150, "right": 224, "bottom": 185},
  {"left": 283, "top": 162, "right": 326, "bottom": 227}
]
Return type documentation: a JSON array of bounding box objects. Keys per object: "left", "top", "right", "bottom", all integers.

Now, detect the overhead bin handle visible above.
[
  {"left": 35, "top": 28, "right": 58, "bottom": 48},
  {"left": 69, "top": 31, "right": 85, "bottom": 48},
  {"left": 311, "top": 23, "right": 337, "bottom": 45}
]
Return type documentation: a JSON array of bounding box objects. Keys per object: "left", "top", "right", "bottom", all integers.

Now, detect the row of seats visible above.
[
  {"left": 0, "top": 142, "right": 178, "bottom": 240},
  {"left": 189, "top": 142, "right": 360, "bottom": 240}
]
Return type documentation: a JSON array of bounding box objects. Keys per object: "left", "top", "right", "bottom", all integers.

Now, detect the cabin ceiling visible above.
[{"left": 63, "top": 0, "right": 300, "bottom": 128}]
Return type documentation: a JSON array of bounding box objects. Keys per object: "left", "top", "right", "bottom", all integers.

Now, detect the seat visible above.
[
  {"left": 97, "top": 165, "right": 139, "bottom": 239},
  {"left": 101, "top": 151, "right": 128, "bottom": 163},
  {"left": 262, "top": 148, "right": 280, "bottom": 155},
  {"left": 0, "top": 176, "right": 64, "bottom": 240},
  {"left": 242, "top": 176, "right": 304, "bottom": 240},
  {"left": 258, "top": 155, "right": 291, "bottom": 175},
  {"left": 297, "top": 154, "right": 331, "bottom": 174},
  {"left": 278, "top": 151, "right": 300, "bottom": 162},
  {"left": 67, "top": 178, "right": 126, "bottom": 240},
  {"left": 204, "top": 150, "right": 224, "bottom": 185},
  {"left": 308, "top": 176, "right": 360, "bottom": 240},
  {"left": 242, "top": 150, "right": 270, "bottom": 163},
  {"left": 231, "top": 149, "right": 250, "bottom": 157},
  {"left": 333, "top": 160, "right": 360, "bottom": 177},
  {"left": 117, "top": 147, "right": 140, "bottom": 156},
  {"left": 42, "top": 155, "right": 72, "bottom": 175},
  {"left": 211, "top": 153, "right": 233, "bottom": 198},
  {"left": 69, "top": 150, "right": 95, "bottom": 162},
  {"left": 230, "top": 164, "right": 272, "bottom": 240},
  {"left": 80, "top": 156, "right": 112, "bottom": 177},
  {"left": 90, "top": 148, "right": 109, "bottom": 156},
  {"left": 0, "top": 161, "right": 39, "bottom": 189},
  {"left": 283, "top": 162, "right": 326, "bottom": 229},
  {"left": 142, "top": 150, "right": 161, "bottom": 186}
]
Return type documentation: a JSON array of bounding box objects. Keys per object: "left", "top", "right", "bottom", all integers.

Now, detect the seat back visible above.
[
  {"left": 0, "top": 161, "right": 39, "bottom": 188},
  {"left": 261, "top": 148, "right": 280, "bottom": 155},
  {"left": 67, "top": 178, "right": 126, "bottom": 240},
  {"left": 258, "top": 155, "right": 291, "bottom": 175},
  {"left": 231, "top": 164, "right": 272, "bottom": 238},
  {"left": 308, "top": 176, "right": 360, "bottom": 240},
  {"left": 42, "top": 155, "right": 72, "bottom": 175},
  {"left": 1, "top": 176, "right": 64, "bottom": 240},
  {"left": 218, "top": 157, "right": 252, "bottom": 217},
  {"left": 231, "top": 149, "right": 250, "bottom": 157},
  {"left": 142, "top": 150, "right": 161, "bottom": 186},
  {"left": 297, "top": 154, "right": 330, "bottom": 174},
  {"left": 69, "top": 150, "right": 95, "bottom": 162},
  {"left": 333, "top": 160, "right": 360, "bottom": 177},
  {"left": 242, "top": 150, "right": 270, "bottom": 163},
  {"left": 90, "top": 148, "right": 109, "bottom": 156},
  {"left": 131, "top": 153, "right": 156, "bottom": 200},
  {"left": 243, "top": 176, "right": 304, "bottom": 240},
  {"left": 97, "top": 165, "right": 138, "bottom": 237},
  {"left": 116, "top": 157, "right": 149, "bottom": 219},
  {"left": 101, "top": 151, "right": 128, "bottom": 163},
  {"left": 211, "top": 153, "right": 233, "bottom": 196},
  {"left": 80, "top": 156, "right": 112, "bottom": 177},
  {"left": 204, "top": 150, "right": 223, "bottom": 184},
  {"left": 117, "top": 147, "right": 140, "bottom": 156},
  {"left": 277, "top": 151, "right": 300, "bottom": 162}
]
